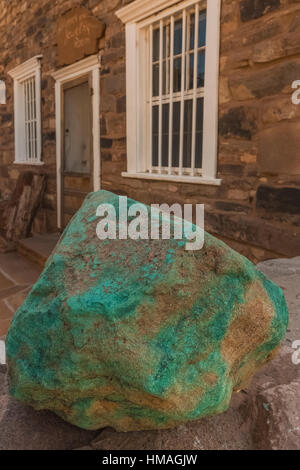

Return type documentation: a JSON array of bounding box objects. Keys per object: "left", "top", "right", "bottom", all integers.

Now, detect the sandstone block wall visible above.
[{"left": 0, "top": 0, "right": 299, "bottom": 262}]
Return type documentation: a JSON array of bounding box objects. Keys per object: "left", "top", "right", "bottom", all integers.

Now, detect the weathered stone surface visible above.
[
  {"left": 253, "top": 382, "right": 300, "bottom": 450},
  {"left": 1, "top": 0, "right": 300, "bottom": 261},
  {"left": 6, "top": 191, "right": 288, "bottom": 431},
  {"left": 57, "top": 7, "right": 105, "bottom": 66},
  {"left": 258, "top": 122, "right": 300, "bottom": 175},
  {"left": 240, "top": 0, "right": 280, "bottom": 23},
  {"left": 256, "top": 186, "right": 300, "bottom": 214},
  {"left": 206, "top": 211, "right": 300, "bottom": 258},
  {"left": 91, "top": 393, "right": 254, "bottom": 450},
  {"left": 0, "top": 372, "right": 97, "bottom": 450},
  {"left": 229, "top": 62, "right": 300, "bottom": 100},
  {"left": 219, "top": 106, "right": 258, "bottom": 140},
  {"left": 252, "top": 39, "right": 285, "bottom": 63},
  {"left": 257, "top": 257, "right": 300, "bottom": 347}
]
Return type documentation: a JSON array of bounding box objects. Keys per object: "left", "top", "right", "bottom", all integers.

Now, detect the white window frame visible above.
[
  {"left": 8, "top": 56, "right": 43, "bottom": 165},
  {"left": 0, "top": 80, "right": 6, "bottom": 105},
  {"left": 116, "top": 0, "right": 221, "bottom": 186}
]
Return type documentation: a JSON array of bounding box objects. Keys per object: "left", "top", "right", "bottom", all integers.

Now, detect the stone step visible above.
[{"left": 17, "top": 233, "right": 60, "bottom": 268}]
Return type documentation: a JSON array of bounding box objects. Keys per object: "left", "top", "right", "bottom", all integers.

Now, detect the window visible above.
[
  {"left": 8, "top": 56, "right": 43, "bottom": 164},
  {"left": 117, "top": 0, "right": 221, "bottom": 185}
]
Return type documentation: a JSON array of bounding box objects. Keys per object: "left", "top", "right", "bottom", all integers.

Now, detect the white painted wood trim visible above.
[
  {"left": 202, "top": 0, "right": 221, "bottom": 179},
  {"left": 122, "top": 172, "right": 222, "bottom": 186},
  {"left": 136, "top": 0, "right": 207, "bottom": 29},
  {"left": 54, "top": 81, "right": 62, "bottom": 229},
  {"left": 35, "top": 65, "right": 42, "bottom": 163},
  {"left": 0, "top": 80, "right": 6, "bottom": 105},
  {"left": 117, "top": 0, "right": 192, "bottom": 24},
  {"left": 52, "top": 55, "right": 101, "bottom": 229},
  {"left": 92, "top": 67, "right": 101, "bottom": 192},
  {"left": 8, "top": 56, "right": 43, "bottom": 81},
  {"left": 51, "top": 55, "right": 100, "bottom": 81},
  {"left": 125, "top": 24, "right": 138, "bottom": 174},
  {"left": 118, "top": 0, "right": 221, "bottom": 184},
  {"left": 8, "top": 56, "right": 43, "bottom": 164}
]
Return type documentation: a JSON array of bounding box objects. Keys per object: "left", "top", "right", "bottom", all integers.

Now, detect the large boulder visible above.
[{"left": 6, "top": 191, "right": 288, "bottom": 431}]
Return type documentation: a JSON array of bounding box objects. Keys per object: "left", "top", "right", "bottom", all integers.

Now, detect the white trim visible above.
[
  {"left": 13, "top": 161, "right": 44, "bottom": 166},
  {"left": 122, "top": 172, "right": 222, "bottom": 186},
  {"left": 8, "top": 56, "right": 43, "bottom": 164},
  {"left": 0, "top": 80, "right": 6, "bottom": 105},
  {"left": 118, "top": 0, "right": 221, "bottom": 185},
  {"left": 125, "top": 24, "right": 138, "bottom": 173},
  {"left": 51, "top": 55, "right": 100, "bottom": 81},
  {"left": 52, "top": 55, "right": 101, "bottom": 229},
  {"left": 135, "top": 0, "right": 206, "bottom": 29},
  {"left": 8, "top": 56, "right": 43, "bottom": 81},
  {"left": 117, "top": 0, "right": 187, "bottom": 24},
  {"left": 202, "top": 0, "right": 221, "bottom": 179}
]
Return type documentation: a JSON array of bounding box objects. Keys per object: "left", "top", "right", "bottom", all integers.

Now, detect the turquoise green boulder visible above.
[{"left": 6, "top": 190, "right": 288, "bottom": 431}]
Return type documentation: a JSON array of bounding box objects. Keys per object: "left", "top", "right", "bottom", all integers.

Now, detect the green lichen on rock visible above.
[{"left": 6, "top": 191, "right": 288, "bottom": 431}]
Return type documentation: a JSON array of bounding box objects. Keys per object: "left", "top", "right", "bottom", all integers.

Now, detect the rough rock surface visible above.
[
  {"left": 257, "top": 257, "right": 300, "bottom": 346},
  {"left": 90, "top": 392, "right": 254, "bottom": 451},
  {"left": 6, "top": 191, "right": 288, "bottom": 431},
  {"left": 0, "top": 367, "right": 97, "bottom": 450},
  {"left": 1, "top": 345, "right": 298, "bottom": 450},
  {"left": 88, "top": 345, "right": 300, "bottom": 451},
  {"left": 253, "top": 382, "right": 300, "bottom": 450}
]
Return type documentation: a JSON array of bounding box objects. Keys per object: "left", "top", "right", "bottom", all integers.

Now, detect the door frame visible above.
[{"left": 52, "top": 55, "right": 101, "bottom": 229}]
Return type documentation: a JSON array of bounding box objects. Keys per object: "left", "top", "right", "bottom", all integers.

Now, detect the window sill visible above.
[
  {"left": 122, "top": 172, "right": 222, "bottom": 186},
  {"left": 13, "top": 161, "right": 45, "bottom": 166}
]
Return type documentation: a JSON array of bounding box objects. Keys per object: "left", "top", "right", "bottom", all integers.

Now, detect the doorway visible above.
[
  {"left": 62, "top": 76, "right": 93, "bottom": 227},
  {"left": 52, "top": 55, "right": 101, "bottom": 230}
]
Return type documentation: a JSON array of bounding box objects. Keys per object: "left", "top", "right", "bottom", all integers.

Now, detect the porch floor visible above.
[
  {"left": 0, "top": 232, "right": 62, "bottom": 338},
  {"left": 17, "top": 233, "right": 61, "bottom": 268},
  {"left": 0, "top": 252, "right": 42, "bottom": 338}
]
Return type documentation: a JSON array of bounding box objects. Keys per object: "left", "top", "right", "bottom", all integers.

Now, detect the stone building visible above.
[{"left": 0, "top": 0, "right": 299, "bottom": 262}]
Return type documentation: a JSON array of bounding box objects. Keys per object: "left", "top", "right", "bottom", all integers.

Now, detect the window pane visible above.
[
  {"left": 188, "top": 53, "right": 194, "bottom": 90},
  {"left": 174, "top": 19, "right": 182, "bottom": 55},
  {"left": 34, "top": 121, "right": 37, "bottom": 159},
  {"left": 189, "top": 13, "right": 195, "bottom": 50},
  {"left": 195, "top": 98, "right": 204, "bottom": 168},
  {"left": 153, "top": 28, "right": 160, "bottom": 62},
  {"left": 183, "top": 99, "right": 192, "bottom": 168},
  {"left": 198, "top": 12, "right": 206, "bottom": 48},
  {"left": 172, "top": 101, "right": 180, "bottom": 167},
  {"left": 197, "top": 50, "right": 205, "bottom": 87},
  {"left": 163, "top": 60, "right": 167, "bottom": 95},
  {"left": 190, "top": 11, "right": 206, "bottom": 50},
  {"left": 173, "top": 57, "right": 182, "bottom": 92},
  {"left": 187, "top": 50, "right": 205, "bottom": 89},
  {"left": 163, "top": 24, "right": 169, "bottom": 59},
  {"left": 152, "top": 105, "right": 159, "bottom": 167},
  {"left": 153, "top": 63, "right": 159, "bottom": 97},
  {"left": 162, "top": 103, "right": 169, "bottom": 166}
]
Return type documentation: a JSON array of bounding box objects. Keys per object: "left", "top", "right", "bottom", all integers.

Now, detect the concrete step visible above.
[{"left": 17, "top": 233, "right": 60, "bottom": 268}]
